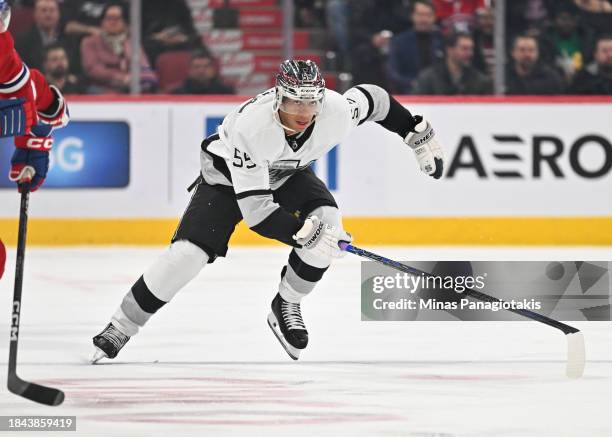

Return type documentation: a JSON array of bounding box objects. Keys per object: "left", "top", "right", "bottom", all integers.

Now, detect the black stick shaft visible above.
[
  {"left": 9, "top": 190, "right": 29, "bottom": 375},
  {"left": 343, "top": 243, "right": 579, "bottom": 335}
]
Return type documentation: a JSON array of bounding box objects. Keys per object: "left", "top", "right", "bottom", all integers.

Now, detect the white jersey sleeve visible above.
[
  {"left": 342, "top": 84, "right": 419, "bottom": 140},
  {"left": 343, "top": 84, "right": 391, "bottom": 126}
]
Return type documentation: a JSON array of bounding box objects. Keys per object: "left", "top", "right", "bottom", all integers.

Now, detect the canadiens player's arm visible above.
[
  {"left": 228, "top": 139, "right": 303, "bottom": 247},
  {"left": 0, "top": 29, "right": 67, "bottom": 134},
  {"left": 343, "top": 84, "right": 445, "bottom": 179}
]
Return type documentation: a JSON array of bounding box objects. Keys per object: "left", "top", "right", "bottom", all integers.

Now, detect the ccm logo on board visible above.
[{"left": 447, "top": 134, "right": 612, "bottom": 179}]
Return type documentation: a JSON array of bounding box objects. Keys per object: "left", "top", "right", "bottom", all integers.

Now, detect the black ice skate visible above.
[
  {"left": 267, "top": 293, "right": 308, "bottom": 360},
  {"left": 91, "top": 323, "right": 130, "bottom": 363}
]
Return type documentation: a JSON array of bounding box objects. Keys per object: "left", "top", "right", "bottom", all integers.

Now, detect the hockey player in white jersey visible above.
[{"left": 92, "top": 59, "right": 444, "bottom": 362}]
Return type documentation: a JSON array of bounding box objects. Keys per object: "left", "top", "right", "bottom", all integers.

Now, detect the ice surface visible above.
[{"left": 0, "top": 246, "right": 611, "bottom": 437}]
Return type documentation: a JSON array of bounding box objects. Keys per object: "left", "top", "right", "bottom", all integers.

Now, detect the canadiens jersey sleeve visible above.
[
  {"left": 343, "top": 84, "right": 419, "bottom": 140},
  {"left": 228, "top": 132, "right": 303, "bottom": 247},
  {"left": 0, "top": 32, "right": 30, "bottom": 95}
]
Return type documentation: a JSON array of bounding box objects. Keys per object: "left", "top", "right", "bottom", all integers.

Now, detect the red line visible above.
[{"left": 64, "top": 94, "right": 612, "bottom": 104}]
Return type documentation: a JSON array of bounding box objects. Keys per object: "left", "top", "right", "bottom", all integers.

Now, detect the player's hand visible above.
[
  {"left": 405, "top": 116, "right": 444, "bottom": 179},
  {"left": 293, "top": 215, "right": 352, "bottom": 259},
  {"left": 0, "top": 98, "right": 35, "bottom": 137},
  {"left": 36, "top": 85, "right": 69, "bottom": 129},
  {"left": 8, "top": 124, "right": 53, "bottom": 192}
]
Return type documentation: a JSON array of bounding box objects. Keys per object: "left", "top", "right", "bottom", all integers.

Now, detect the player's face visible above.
[{"left": 278, "top": 97, "right": 320, "bottom": 132}]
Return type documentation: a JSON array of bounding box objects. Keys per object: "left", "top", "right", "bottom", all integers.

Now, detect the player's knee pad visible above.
[
  {"left": 143, "top": 239, "right": 209, "bottom": 302},
  {"left": 295, "top": 205, "right": 344, "bottom": 268}
]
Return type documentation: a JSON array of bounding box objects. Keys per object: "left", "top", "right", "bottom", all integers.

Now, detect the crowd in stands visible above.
[
  {"left": 308, "top": 0, "right": 612, "bottom": 95},
  {"left": 9, "top": 0, "right": 234, "bottom": 95},
  {"left": 7, "top": 0, "right": 612, "bottom": 95}
]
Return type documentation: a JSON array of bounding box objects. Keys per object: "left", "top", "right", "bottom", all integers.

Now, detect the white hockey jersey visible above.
[{"left": 199, "top": 83, "right": 402, "bottom": 243}]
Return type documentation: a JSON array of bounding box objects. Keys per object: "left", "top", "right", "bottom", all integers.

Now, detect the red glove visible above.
[{"left": 9, "top": 126, "right": 53, "bottom": 192}]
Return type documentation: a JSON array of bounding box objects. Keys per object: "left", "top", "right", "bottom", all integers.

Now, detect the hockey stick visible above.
[
  {"left": 339, "top": 242, "right": 585, "bottom": 379},
  {"left": 8, "top": 186, "right": 65, "bottom": 406}
]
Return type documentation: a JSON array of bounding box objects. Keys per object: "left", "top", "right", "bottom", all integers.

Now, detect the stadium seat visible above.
[{"left": 155, "top": 51, "right": 193, "bottom": 93}]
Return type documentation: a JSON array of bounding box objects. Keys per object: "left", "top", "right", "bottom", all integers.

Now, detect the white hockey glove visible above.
[
  {"left": 405, "top": 116, "right": 445, "bottom": 179},
  {"left": 293, "top": 215, "right": 352, "bottom": 259}
]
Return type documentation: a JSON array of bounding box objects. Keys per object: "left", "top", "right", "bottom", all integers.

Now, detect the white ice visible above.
[{"left": 0, "top": 246, "right": 611, "bottom": 437}]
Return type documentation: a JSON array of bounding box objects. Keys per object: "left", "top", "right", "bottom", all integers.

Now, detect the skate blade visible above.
[
  {"left": 91, "top": 347, "right": 107, "bottom": 364},
  {"left": 267, "top": 312, "right": 300, "bottom": 360}
]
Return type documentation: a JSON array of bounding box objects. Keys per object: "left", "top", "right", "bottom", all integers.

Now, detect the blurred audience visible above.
[
  {"left": 16, "top": 0, "right": 66, "bottom": 70},
  {"left": 142, "top": 0, "right": 201, "bottom": 66},
  {"left": 472, "top": 6, "right": 495, "bottom": 78},
  {"left": 413, "top": 32, "right": 492, "bottom": 94},
  {"left": 569, "top": 34, "right": 612, "bottom": 94},
  {"left": 572, "top": 0, "right": 612, "bottom": 36},
  {"left": 350, "top": 0, "right": 411, "bottom": 48},
  {"left": 42, "top": 43, "right": 87, "bottom": 94},
  {"left": 506, "top": 34, "right": 565, "bottom": 94},
  {"left": 540, "top": 6, "right": 595, "bottom": 84},
  {"left": 388, "top": 0, "right": 444, "bottom": 93},
  {"left": 80, "top": 3, "right": 157, "bottom": 94},
  {"left": 62, "top": 0, "right": 125, "bottom": 38},
  {"left": 326, "top": 0, "right": 350, "bottom": 70},
  {"left": 171, "top": 52, "right": 233, "bottom": 95},
  {"left": 351, "top": 30, "right": 393, "bottom": 89},
  {"left": 9, "top": 0, "right": 612, "bottom": 96},
  {"left": 506, "top": 0, "right": 557, "bottom": 36},
  {"left": 432, "top": 0, "right": 486, "bottom": 33},
  {"left": 294, "top": 0, "right": 325, "bottom": 28}
]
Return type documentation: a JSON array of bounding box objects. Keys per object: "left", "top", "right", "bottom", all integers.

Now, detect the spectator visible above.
[
  {"left": 42, "top": 43, "right": 87, "bottom": 94},
  {"left": 350, "top": 0, "right": 411, "bottom": 48},
  {"left": 62, "top": 0, "right": 124, "bottom": 38},
  {"left": 569, "top": 34, "right": 612, "bottom": 94},
  {"left": 572, "top": 0, "right": 612, "bottom": 38},
  {"left": 61, "top": 0, "right": 128, "bottom": 77},
  {"left": 294, "top": 0, "right": 325, "bottom": 28},
  {"left": 16, "top": 0, "right": 65, "bottom": 70},
  {"left": 472, "top": 6, "right": 495, "bottom": 77},
  {"left": 506, "top": 0, "right": 557, "bottom": 36},
  {"left": 326, "top": 0, "right": 350, "bottom": 69},
  {"left": 171, "top": 52, "right": 233, "bottom": 95},
  {"left": 540, "top": 6, "right": 595, "bottom": 83},
  {"left": 413, "top": 32, "right": 492, "bottom": 94},
  {"left": 142, "top": 0, "right": 201, "bottom": 66},
  {"left": 81, "top": 3, "right": 157, "bottom": 94},
  {"left": 388, "top": 0, "right": 444, "bottom": 93},
  {"left": 432, "top": 0, "right": 486, "bottom": 33},
  {"left": 506, "top": 34, "right": 565, "bottom": 94},
  {"left": 351, "top": 30, "right": 393, "bottom": 89}
]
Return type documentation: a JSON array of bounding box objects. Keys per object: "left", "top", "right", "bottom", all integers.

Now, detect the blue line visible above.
[{"left": 328, "top": 145, "right": 338, "bottom": 190}]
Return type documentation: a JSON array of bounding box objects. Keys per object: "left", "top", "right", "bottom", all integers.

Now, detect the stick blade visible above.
[
  {"left": 565, "top": 331, "right": 585, "bottom": 379},
  {"left": 8, "top": 375, "right": 65, "bottom": 406}
]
